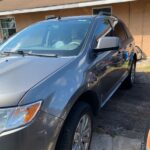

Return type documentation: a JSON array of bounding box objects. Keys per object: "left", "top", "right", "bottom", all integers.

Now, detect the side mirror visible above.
[{"left": 94, "top": 36, "right": 120, "bottom": 52}]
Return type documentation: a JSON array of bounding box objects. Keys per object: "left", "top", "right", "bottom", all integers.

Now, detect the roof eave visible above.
[{"left": 0, "top": 0, "right": 135, "bottom": 16}]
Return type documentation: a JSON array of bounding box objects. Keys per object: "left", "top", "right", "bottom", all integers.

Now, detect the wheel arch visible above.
[
  {"left": 74, "top": 90, "right": 100, "bottom": 115},
  {"left": 55, "top": 90, "right": 99, "bottom": 149},
  {"left": 133, "top": 53, "right": 137, "bottom": 63},
  {"left": 129, "top": 52, "right": 137, "bottom": 69},
  {"left": 133, "top": 53, "right": 137, "bottom": 69}
]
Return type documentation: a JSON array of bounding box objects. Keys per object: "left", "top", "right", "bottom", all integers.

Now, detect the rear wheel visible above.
[
  {"left": 56, "top": 101, "right": 93, "bottom": 150},
  {"left": 122, "top": 61, "right": 136, "bottom": 89}
]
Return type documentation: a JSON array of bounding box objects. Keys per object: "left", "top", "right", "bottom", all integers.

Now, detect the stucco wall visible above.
[
  {"left": 2, "top": 0, "right": 150, "bottom": 56},
  {"left": 129, "top": 0, "right": 150, "bottom": 57},
  {"left": 14, "top": 7, "right": 91, "bottom": 31}
]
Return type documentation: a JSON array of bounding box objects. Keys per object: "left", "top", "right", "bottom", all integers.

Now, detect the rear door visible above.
[
  {"left": 112, "top": 21, "right": 129, "bottom": 77},
  {"left": 120, "top": 21, "right": 135, "bottom": 65}
]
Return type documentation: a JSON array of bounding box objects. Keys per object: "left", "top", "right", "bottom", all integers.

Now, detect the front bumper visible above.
[{"left": 0, "top": 111, "right": 64, "bottom": 150}]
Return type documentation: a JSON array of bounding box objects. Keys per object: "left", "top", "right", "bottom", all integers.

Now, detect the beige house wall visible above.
[
  {"left": 14, "top": 8, "right": 92, "bottom": 31},
  {"left": 2, "top": 0, "right": 150, "bottom": 56}
]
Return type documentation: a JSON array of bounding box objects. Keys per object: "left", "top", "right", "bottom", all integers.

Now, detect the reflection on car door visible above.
[{"left": 100, "top": 21, "right": 131, "bottom": 106}]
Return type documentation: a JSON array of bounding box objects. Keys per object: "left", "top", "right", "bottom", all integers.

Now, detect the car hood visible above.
[{"left": 0, "top": 55, "right": 73, "bottom": 107}]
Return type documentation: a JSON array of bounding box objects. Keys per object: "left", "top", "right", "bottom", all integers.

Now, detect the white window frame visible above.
[
  {"left": 0, "top": 16, "right": 16, "bottom": 41},
  {"left": 92, "top": 6, "right": 112, "bottom": 15},
  {"left": 0, "top": 16, "right": 16, "bottom": 29}
]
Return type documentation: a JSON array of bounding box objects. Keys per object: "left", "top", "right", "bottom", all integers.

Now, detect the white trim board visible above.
[{"left": 0, "top": 0, "right": 135, "bottom": 16}]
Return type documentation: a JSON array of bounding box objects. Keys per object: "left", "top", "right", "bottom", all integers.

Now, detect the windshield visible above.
[{"left": 0, "top": 18, "right": 92, "bottom": 56}]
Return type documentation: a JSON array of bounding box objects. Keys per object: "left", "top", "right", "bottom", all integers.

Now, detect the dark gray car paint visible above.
[
  {"left": 0, "top": 111, "right": 63, "bottom": 150},
  {"left": 0, "top": 55, "right": 73, "bottom": 107},
  {"left": 0, "top": 16, "right": 136, "bottom": 150}
]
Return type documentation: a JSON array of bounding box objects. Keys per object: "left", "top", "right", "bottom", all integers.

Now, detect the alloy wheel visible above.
[{"left": 72, "top": 114, "right": 92, "bottom": 150}]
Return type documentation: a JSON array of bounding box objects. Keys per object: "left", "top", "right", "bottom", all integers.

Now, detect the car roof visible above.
[{"left": 35, "top": 15, "right": 119, "bottom": 26}]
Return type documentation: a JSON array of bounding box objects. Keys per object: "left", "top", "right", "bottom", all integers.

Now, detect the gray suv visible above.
[{"left": 0, "top": 15, "right": 136, "bottom": 150}]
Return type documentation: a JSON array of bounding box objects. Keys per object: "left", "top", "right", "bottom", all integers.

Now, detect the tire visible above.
[
  {"left": 56, "top": 101, "right": 93, "bottom": 150},
  {"left": 122, "top": 61, "right": 136, "bottom": 89}
]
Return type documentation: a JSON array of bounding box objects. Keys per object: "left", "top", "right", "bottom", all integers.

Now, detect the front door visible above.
[{"left": 92, "top": 18, "right": 128, "bottom": 106}]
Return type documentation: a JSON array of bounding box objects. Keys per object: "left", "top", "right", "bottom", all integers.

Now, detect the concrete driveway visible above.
[{"left": 90, "top": 60, "right": 150, "bottom": 150}]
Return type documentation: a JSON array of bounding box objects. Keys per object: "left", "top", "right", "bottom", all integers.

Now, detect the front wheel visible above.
[{"left": 56, "top": 101, "right": 93, "bottom": 150}]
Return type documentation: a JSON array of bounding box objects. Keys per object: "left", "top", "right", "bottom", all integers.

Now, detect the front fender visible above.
[{"left": 18, "top": 56, "right": 96, "bottom": 119}]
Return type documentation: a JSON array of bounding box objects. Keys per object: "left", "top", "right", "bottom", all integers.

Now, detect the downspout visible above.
[{"left": 129, "top": 1, "right": 131, "bottom": 28}]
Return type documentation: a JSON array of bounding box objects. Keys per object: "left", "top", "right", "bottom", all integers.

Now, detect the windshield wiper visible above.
[
  {"left": 27, "top": 52, "right": 58, "bottom": 57},
  {"left": 1, "top": 50, "right": 58, "bottom": 57},
  {"left": 2, "top": 50, "right": 25, "bottom": 55}
]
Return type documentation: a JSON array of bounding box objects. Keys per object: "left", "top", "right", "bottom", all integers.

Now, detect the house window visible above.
[
  {"left": 0, "top": 17, "right": 16, "bottom": 43},
  {"left": 93, "top": 7, "right": 112, "bottom": 15},
  {"left": 45, "top": 15, "right": 55, "bottom": 20}
]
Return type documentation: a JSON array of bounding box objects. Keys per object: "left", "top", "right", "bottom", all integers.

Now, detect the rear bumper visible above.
[{"left": 0, "top": 111, "right": 64, "bottom": 150}]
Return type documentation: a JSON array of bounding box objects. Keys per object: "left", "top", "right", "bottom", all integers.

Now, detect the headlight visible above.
[{"left": 0, "top": 101, "right": 41, "bottom": 134}]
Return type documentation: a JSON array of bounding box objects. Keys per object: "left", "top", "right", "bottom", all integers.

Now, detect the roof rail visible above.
[{"left": 97, "top": 11, "right": 118, "bottom": 21}]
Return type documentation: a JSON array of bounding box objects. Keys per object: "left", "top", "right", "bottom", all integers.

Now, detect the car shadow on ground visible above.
[{"left": 91, "top": 62, "right": 150, "bottom": 150}]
